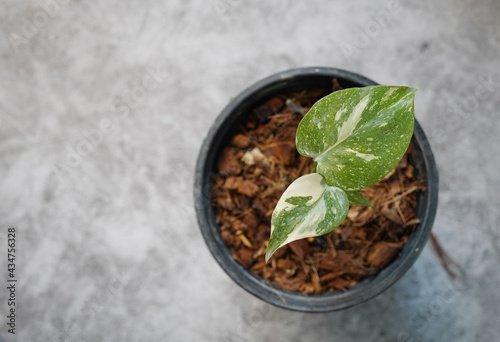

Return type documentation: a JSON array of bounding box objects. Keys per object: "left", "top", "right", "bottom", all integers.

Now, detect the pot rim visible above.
[{"left": 194, "top": 66, "right": 439, "bottom": 312}]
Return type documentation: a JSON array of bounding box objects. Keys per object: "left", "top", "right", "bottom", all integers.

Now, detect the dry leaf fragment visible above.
[
  {"left": 381, "top": 206, "right": 404, "bottom": 225},
  {"left": 239, "top": 234, "right": 253, "bottom": 248},
  {"left": 404, "top": 218, "right": 421, "bottom": 227}
]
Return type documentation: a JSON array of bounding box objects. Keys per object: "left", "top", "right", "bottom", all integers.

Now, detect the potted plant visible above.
[{"left": 194, "top": 67, "right": 438, "bottom": 312}]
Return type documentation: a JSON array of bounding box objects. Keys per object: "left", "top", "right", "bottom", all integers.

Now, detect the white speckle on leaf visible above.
[
  {"left": 336, "top": 95, "right": 369, "bottom": 143},
  {"left": 345, "top": 148, "right": 380, "bottom": 162},
  {"left": 335, "top": 106, "right": 347, "bottom": 121},
  {"left": 382, "top": 87, "right": 397, "bottom": 102}
]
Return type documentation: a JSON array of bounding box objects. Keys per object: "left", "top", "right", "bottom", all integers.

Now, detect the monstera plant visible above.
[{"left": 266, "top": 85, "right": 416, "bottom": 261}]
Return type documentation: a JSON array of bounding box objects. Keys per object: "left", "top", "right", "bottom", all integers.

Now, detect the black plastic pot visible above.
[{"left": 194, "top": 67, "right": 439, "bottom": 312}]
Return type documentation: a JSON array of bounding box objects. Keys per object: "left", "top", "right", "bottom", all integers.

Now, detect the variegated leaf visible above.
[
  {"left": 296, "top": 86, "right": 416, "bottom": 190},
  {"left": 266, "top": 173, "right": 349, "bottom": 261}
]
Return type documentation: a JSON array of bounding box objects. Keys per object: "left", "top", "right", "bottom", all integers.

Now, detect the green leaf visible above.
[
  {"left": 296, "top": 86, "right": 416, "bottom": 190},
  {"left": 266, "top": 173, "right": 349, "bottom": 261},
  {"left": 345, "top": 190, "right": 372, "bottom": 206}
]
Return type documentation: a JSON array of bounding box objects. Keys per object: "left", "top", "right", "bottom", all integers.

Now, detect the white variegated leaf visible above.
[
  {"left": 296, "top": 86, "right": 416, "bottom": 190},
  {"left": 266, "top": 173, "right": 349, "bottom": 261}
]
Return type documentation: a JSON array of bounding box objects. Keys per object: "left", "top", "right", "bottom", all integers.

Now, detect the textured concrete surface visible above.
[{"left": 0, "top": 0, "right": 499, "bottom": 341}]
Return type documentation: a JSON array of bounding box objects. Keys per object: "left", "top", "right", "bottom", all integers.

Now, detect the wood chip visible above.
[
  {"left": 268, "top": 142, "right": 296, "bottom": 166},
  {"left": 237, "top": 249, "right": 254, "bottom": 268},
  {"left": 217, "top": 147, "right": 242, "bottom": 176},
  {"left": 231, "top": 134, "right": 251, "bottom": 148},
  {"left": 237, "top": 181, "right": 259, "bottom": 197},
  {"left": 224, "top": 176, "right": 242, "bottom": 190},
  {"left": 367, "top": 242, "right": 402, "bottom": 269}
]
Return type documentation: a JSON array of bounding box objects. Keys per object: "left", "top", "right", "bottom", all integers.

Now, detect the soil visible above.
[{"left": 211, "top": 81, "right": 427, "bottom": 294}]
